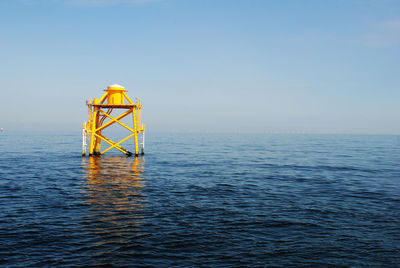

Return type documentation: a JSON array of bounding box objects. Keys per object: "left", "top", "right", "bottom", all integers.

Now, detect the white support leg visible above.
[
  {"left": 141, "top": 131, "right": 145, "bottom": 155},
  {"left": 82, "top": 128, "right": 87, "bottom": 156}
]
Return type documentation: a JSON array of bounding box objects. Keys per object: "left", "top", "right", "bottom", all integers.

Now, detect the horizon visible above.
[{"left": 1, "top": 128, "right": 400, "bottom": 137}]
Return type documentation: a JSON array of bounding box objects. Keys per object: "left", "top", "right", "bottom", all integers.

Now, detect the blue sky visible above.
[{"left": 1, "top": 0, "right": 399, "bottom": 134}]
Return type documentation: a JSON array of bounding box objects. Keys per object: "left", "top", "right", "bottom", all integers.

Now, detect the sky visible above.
[{"left": 0, "top": 0, "right": 399, "bottom": 134}]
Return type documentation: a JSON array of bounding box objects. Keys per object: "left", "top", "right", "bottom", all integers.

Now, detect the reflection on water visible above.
[{"left": 82, "top": 156, "right": 146, "bottom": 264}]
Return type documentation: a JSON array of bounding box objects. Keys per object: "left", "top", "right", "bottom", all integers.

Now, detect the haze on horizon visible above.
[{"left": 0, "top": 0, "right": 399, "bottom": 134}]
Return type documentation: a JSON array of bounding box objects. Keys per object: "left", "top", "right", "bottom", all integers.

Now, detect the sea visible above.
[{"left": 0, "top": 132, "right": 399, "bottom": 267}]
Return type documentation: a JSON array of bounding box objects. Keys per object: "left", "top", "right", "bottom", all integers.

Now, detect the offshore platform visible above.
[{"left": 82, "top": 84, "right": 145, "bottom": 157}]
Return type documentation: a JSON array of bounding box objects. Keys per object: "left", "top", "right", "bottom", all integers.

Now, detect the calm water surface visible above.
[{"left": 0, "top": 132, "right": 399, "bottom": 266}]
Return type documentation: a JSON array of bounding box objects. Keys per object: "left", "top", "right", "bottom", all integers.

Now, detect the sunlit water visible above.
[{"left": 1, "top": 132, "right": 399, "bottom": 266}]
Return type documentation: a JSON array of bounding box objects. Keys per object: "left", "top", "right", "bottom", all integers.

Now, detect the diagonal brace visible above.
[
  {"left": 93, "top": 132, "right": 131, "bottom": 155},
  {"left": 101, "top": 133, "right": 136, "bottom": 155},
  {"left": 95, "top": 109, "right": 133, "bottom": 132},
  {"left": 97, "top": 109, "right": 135, "bottom": 133}
]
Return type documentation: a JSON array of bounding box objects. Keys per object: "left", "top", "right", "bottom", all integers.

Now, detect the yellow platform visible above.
[{"left": 82, "top": 84, "right": 145, "bottom": 156}]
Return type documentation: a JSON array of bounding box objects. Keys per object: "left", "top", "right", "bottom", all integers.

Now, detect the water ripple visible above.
[{"left": 0, "top": 133, "right": 399, "bottom": 266}]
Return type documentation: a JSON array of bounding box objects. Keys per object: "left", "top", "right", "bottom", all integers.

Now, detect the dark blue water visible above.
[{"left": 1, "top": 132, "right": 399, "bottom": 266}]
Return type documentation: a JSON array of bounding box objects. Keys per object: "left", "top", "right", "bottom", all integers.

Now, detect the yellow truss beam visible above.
[
  {"left": 95, "top": 109, "right": 133, "bottom": 132},
  {"left": 93, "top": 132, "right": 131, "bottom": 155},
  {"left": 98, "top": 109, "right": 136, "bottom": 133},
  {"left": 100, "top": 133, "right": 136, "bottom": 155}
]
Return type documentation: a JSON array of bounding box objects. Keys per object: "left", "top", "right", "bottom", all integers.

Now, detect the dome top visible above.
[{"left": 108, "top": 84, "right": 124, "bottom": 89}]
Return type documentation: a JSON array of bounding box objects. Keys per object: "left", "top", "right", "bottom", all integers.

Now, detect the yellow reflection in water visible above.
[{"left": 82, "top": 156, "right": 146, "bottom": 245}]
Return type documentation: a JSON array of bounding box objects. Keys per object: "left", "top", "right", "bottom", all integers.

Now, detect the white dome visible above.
[{"left": 108, "top": 84, "right": 124, "bottom": 88}]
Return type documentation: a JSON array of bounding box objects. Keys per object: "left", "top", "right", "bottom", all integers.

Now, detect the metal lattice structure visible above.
[{"left": 82, "top": 84, "right": 145, "bottom": 156}]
